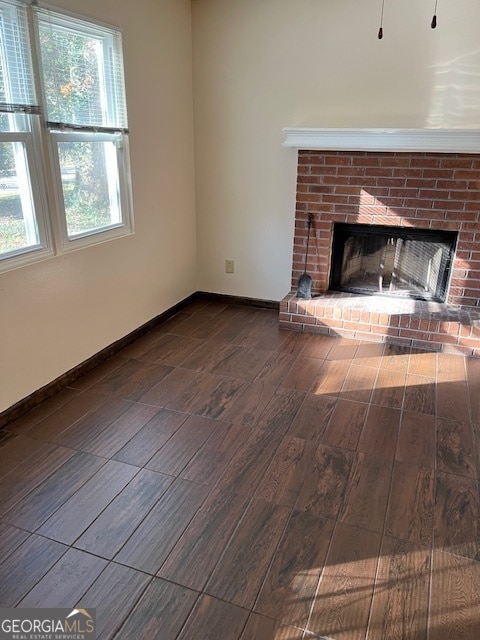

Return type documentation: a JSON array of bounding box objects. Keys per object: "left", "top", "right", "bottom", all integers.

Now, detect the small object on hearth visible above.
[{"left": 296, "top": 213, "right": 313, "bottom": 299}]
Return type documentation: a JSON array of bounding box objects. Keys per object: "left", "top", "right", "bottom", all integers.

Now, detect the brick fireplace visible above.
[{"left": 280, "top": 142, "right": 480, "bottom": 357}]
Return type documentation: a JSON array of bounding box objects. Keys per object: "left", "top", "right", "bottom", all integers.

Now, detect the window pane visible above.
[
  {"left": 57, "top": 139, "right": 121, "bottom": 238},
  {"left": 0, "top": 112, "right": 30, "bottom": 132},
  {"left": 37, "top": 12, "right": 127, "bottom": 129},
  {"left": 0, "top": 0, "right": 38, "bottom": 112},
  {"left": 39, "top": 27, "right": 102, "bottom": 127},
  {"left": 0, "top": 140, "right": 39, "bottom": 255}
]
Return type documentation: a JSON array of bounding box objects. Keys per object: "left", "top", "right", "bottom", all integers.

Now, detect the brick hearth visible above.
[{"left": 280, "top": 150, "right": 480, "bottom": 356}]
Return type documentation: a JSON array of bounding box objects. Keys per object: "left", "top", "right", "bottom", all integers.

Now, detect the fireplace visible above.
[
  {"left": 280, "top": 145, "right": 480, "bottom": 357},
  {"left": 330, "top": 223, "right": 457, "bottom": 303}
]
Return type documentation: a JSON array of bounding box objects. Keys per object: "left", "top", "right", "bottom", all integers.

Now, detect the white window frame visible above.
[
  {"left": 0, "top": 124, "right": 53, "bottom": 269},
  {"left": 47, "top": 129, "right": 133, "bottom": 251},
  {"left": 0, "top": 0, "right": 53, "bottom": 271},
  {"left": 0, "top": 0, "right": 133, "bottom": 272}
]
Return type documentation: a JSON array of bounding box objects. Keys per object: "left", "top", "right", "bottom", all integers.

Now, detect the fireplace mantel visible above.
[{"left": 282, "top": 128, "right": 480, "bottom": 154}]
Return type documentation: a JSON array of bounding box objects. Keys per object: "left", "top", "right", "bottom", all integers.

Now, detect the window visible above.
[
  {"left": 0, "top": 0, "right": 132, "bottom": 271},
  {"left": 0, "top": 0, "right": 50, "bottom": 264}
]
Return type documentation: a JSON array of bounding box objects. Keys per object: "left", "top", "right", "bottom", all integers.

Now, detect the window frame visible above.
[
  {"left": 47, "top": 128, "right": 133, "bottom": 251},
  {"left": 0, "top": 0, "right": 133, "bottom": 272},
  {"left": 0, "top": 122, "right": 54, "bottom": 270}
]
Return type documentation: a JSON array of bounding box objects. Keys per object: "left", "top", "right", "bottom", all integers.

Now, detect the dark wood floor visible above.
[{"left": 2, "top": 300, "right": 480, "bottom": 639}]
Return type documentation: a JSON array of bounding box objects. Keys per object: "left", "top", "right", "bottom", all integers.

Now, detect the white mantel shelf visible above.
[{"left": 282, "top": 128, "right": 480, "bottom": 154}]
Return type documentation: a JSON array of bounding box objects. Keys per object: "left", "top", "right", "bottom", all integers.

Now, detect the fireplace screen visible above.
[{"left": 330, "top": 224, "right": 457, "bottom": 302}]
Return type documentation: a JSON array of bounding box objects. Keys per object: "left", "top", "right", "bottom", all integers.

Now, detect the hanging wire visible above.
[
  {"left": 378, "top": 0, "right": 438, "bottom": 38},
  {"left": 431, "top": 0, "right": 438, "bottom": 28},
  {"left": 378, "top": 0, "right": 385, "bottom": 39}
]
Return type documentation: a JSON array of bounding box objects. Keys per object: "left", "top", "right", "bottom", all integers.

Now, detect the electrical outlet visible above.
[{"left": 225, "top": 259, "right": 235, "bottom": 274}]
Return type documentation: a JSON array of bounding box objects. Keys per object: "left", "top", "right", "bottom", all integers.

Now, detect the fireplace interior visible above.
[{"left": 330, "top": 224, "right": 457, "bottom": 303}]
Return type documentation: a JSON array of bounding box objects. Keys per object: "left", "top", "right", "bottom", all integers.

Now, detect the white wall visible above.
[
  {"left": 0, "top": 0, "right": 196, "bottom": 411},
  {"left": 192, "top": 0, "right": 480, "bottom": 301}
]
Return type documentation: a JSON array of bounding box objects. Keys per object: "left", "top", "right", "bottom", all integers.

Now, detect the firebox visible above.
[{"left": 330, "top": 224, "right": 458, "bottom": 303}]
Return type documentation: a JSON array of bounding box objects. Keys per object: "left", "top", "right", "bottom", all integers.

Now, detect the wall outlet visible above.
[{"left": 225, "top": 259, "right": 235, "bottom": 274}]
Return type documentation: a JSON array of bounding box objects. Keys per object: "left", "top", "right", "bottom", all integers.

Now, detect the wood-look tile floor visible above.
[{"left": 2, "top": 300, "right": 480, "bottom": 639}]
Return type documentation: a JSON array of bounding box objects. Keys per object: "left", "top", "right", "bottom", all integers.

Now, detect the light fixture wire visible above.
[
  {"left": 378, "top": 0, "right": 385, "bottom": 39},
  {"left": 431, "top": 0, "right": 438, "bottom": 28}
]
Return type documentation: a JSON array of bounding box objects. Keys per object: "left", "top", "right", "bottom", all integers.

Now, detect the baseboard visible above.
[
  {"left": 197, "top": 291, "right": 280, "bottom": 310},
  {"left": 0, "top": 291, "right": 279, "bottom": 429}
]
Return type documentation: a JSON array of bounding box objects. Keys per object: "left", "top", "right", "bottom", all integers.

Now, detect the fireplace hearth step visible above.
[{"left": 280, "top": 291, "right": 480, "bottom": 357}]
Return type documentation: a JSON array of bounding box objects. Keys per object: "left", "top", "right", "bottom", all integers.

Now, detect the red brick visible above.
[
  {"left": 297, "top": 184, "right": 309, "bottom": 194},
  {"left": 310, "top": 166, "right": 339, "bottom": 177},
  {"left": 429, "top": 332, "right": 458, "bottom": 344},
  {"left": 428, "top": 320, "right": 441, "bottom": 333},
  {"left": 460, "top": 323, "right": 473, "bottom": 338},
  {"left": 297, "top": 165, "right": 311, "bottom": 175},
  {"left": 297, "top": 193, "right": 331, "bottom": 203},
  {"left": 459, "top": 241, "right": 480, "bottom": 252},
  {"left": 451, "top": 190, "right": 480, "bottom": 201},
  {"left": 463, "top": 288, "right": 480, "bottom": 298},
  {"left": 380, "top": 157, "right": 411, "bottom": 168},
  {"left": 386, "top": 337, "right": 413, "bottom": 348},
  {"left": 398, "top": 329, "right": 431, "bottom": 341},
  {"left": 344, "top": 321, "right": 371, "bottom": 332},
  {"left": 364, "top": 167, "right": 394, "bottom": 177},
  {"left": 373, "top": 177, "right": 408, "bottom": 188},
  {"left": 445, "top": 322, "right": 462, "bottom": 336},
  {"left": 410, "top": 158, "right": 441, "bottom": 168},
  {"left": 463, "top": 202, "right": 480, "bottom": 212},
  {"left": 394, "top": 168, "right": 423, "bottom": 178},
  {"left": 337, "top": 167, "right": 366, "bottom": 177},
  {"left": 449, "top": 278, "right": 468, "bottom": 289},
  {"left": 454, "top": 169, "right": 479, "bottom": 179},
  {"left": 351, "top": 155, "right": 380, "bottom": 165},
  {"left": 306, "top": 204, "right": 333, "bottom": 214},
  {"left": 388, "top": 188, "right": 418, "bottom": 198},
  {"left": 433, "top": 200, "right": 474, "bottom": 214},
  {"left": 297, "top": 175, "right": 321, "bottom": 184},
  {"left": 437, "top": 179, "right": 468, "bottom": 189},
  {"left": 441, "top": 157, "right": 475, "bottom": 169},
  {"left": 418, "top": 189, "right": 450, "bottom": 200},
  {"left": 422, "top": 168, "right": 449, "bottom": 178},
  {"left": 402, "top": 198, "right": 433, "bottom": 209},
  {"left": 299, "top": 154, "right": 324, "bottom": 165},
  {"left": 322, "top": 194, "right": 352, "bottom": 205},
  {"left": 292, "top": 314, "right": 316, "bottom": 325},
  {"left": 321, "top": 318, "right": 344, "bottom": 329},
  {"left": 371, "top": 324, "right": 392, "bottom": 334},
  {"left": 407, "top": 180, "right": 439, "bottom": 190},
  {"left": 309, "top": 185, "right": 335, "bottom": 195},
  {"left": 414, "top": 209, "right": 446, "bottom": 220},
  {"left": 324, "top": 156, "right": 353, "bottom": 166}
]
